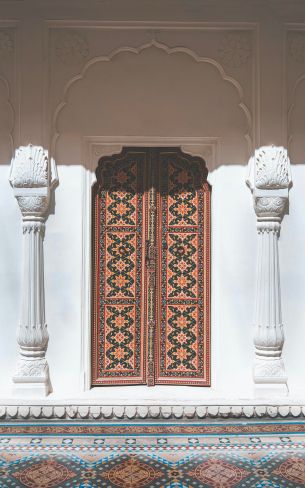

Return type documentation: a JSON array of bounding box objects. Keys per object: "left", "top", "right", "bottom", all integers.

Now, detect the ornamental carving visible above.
[
  {"left": 254, "top": 359, "right": 286, "bottom": 379},
  {"left": 288, "top": 31, "right": 305, "bottom": 64},
  {"left": 10, "top": 145, "right": 49, "bottom": 188},
  {"left": 218, "top": 32, "right": 251, "bottom": 68},
  {"left": 22, "top": 222, "right": 45, "bottom": 236},
  {"left": 55, "top": 31, "right": 89, "bottom": 65},
  {"left": 0, "top": 29, "right": 14, "bottom": 56},
  {"left": 14, "top": 359, "right": 49, "bottom": 378},
  {"left": 254, "top": 197, "right": 287, "bottom": 218},
  {"left": 254, "top": 324, "right": 284, "bottom": 349},
  {"left": 17, "top": 322, "right": 49, "bottom": 349},
  {"left": 16, "top": 196, "right": 49, "bottom": 216},
  {"left": 144, "top": 29, "right": 161, "bottom": 43},
  {"left": 255, "top": 146, "right": 291, "bottom": 190}
]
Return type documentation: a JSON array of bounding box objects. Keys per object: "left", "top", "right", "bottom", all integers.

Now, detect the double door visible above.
[{"left": 92, "top": 147, "right": 210, "bottom": 386}]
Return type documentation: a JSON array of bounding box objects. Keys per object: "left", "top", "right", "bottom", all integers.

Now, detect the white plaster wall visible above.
[
  {"left": 0, "top": 165, "right": 20, "bottom": 392},
  {"left": 281, "top": 165, "right": 305, "bottom": 397},
  {"left": 0, "top": 0, "right": 305, "bottom": 403},
  {"left": 44, "top": 165, "right": 83, "bottom": 396}
]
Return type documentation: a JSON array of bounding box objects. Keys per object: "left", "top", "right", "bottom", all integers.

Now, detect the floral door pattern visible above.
[
  {"left": 92, "top": 149, "right": 147, "bottom": 385},
  {"left": 155, "top": 149, "right": 210, "bottom": 386},
  {"left": 92, "top": 148, "right": 210, "bottom": 386}
]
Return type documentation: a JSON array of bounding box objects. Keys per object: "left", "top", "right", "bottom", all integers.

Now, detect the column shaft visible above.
[
  {"left": 13, "top": 219, "right": 51, "bottom": 395},
  {"left": 253, "top": 221, "right": 286, "bottom": 384}
]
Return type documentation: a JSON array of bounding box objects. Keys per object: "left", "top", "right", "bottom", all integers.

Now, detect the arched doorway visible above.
[{"left": 91, "top": 147, "right": 211, "bottom": 386}]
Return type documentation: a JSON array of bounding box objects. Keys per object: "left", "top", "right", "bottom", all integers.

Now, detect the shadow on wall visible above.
[
  {"left": 1, "top": 40, "right": 304, "bottom": 168},
  {"left": 53, "top": 44, "right": 251, "bottom": 169}
]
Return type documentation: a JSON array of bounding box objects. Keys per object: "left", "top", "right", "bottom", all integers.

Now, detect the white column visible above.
[
  {"left": 9, "top": 145, "right": 58, "bottom": 397},
  {"left": 247, "top": 146, "right": 292, "bottom": 396}
]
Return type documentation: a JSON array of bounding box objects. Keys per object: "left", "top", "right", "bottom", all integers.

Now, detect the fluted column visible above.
[
  {"left": 247, "top": 146, "right": 292, "bottom": 396},
  {"left": 9, "top": 145, "right": 58, "bottom": 397}
]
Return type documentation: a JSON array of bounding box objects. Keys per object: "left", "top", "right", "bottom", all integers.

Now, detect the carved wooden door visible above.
[{"left": 92, "top": 148, "right": 210, "bottom": 386}]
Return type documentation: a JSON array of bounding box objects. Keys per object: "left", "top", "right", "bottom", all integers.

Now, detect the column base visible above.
[
  {"left": 253, "top": 358, "right": 288, "bottom": 397},
  {"left": 12, "top": 381, "right": 51, "bottom": 398},
  {"left": 12, "top": 359, "right": 52, "bottom": 398}
]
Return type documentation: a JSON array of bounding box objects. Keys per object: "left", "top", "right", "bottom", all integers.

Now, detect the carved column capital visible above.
[
  {"left": 15, "top": 194, "right": 50, "bottom": 218},
  {"left": 10, "top": 144, "right": 50, "bottom": 188},
  {"left": 247, "top": 145, "right": 291, "bottom": 191},
  {"left": 247, "top": 145, "right": 292, "bottom": 222},
  {"left": 9, "top": 145, "right": 58, "bottom": 397},
  {"left": 9, "top": 144, "right": 58, "bottom": 218},
  {"left": 247, "top": 146, "right": 292, "bottom": 397},
  {"left": 254, "top": 196, "right": 287, "bottom": 221}
]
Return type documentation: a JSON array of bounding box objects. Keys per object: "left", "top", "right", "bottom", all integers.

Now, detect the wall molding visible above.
[
  {"left": 0, "top": 404, "right": 305, "bottom": 420},
  {"left": 46, "top": 20, "right": 258, "bottom": 30},
  {"left": 0, "top": 21, "right": 19, "bottom": 160},
  {"left": 48, "top": 23, "right": 257, "bottom": 159},
  {"left": 83, "top": 135, "right": 219, "bottom": 172},
  {"left": 0, "top": 74, "right": 14, "bottom": 158},
  {"left": 285, "top": 24, "right": 305, "bottom": 157}
]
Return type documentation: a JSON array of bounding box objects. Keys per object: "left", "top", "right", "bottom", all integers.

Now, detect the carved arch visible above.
[{"left": 52, "top": 39, "right": 253, "bottom": 157}]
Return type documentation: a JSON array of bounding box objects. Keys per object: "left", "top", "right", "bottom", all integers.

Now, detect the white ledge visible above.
[{"left": 0, "top": 403, "right": 304, "bottom": 420}]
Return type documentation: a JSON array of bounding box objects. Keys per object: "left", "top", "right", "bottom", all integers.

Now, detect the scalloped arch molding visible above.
[
  {"left": 0, "top": 74, "right": 14, "bottom": 163},
  {"left": 52, "top": 39, "right": 253, "bottom": 158}
]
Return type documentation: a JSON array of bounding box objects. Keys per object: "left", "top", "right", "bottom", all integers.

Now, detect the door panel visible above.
[
  {"left": 92, "top": 149, "right": 148, "bottom": 385},
  {"left": 92, "top": 147, "right": 210, "bottom": 387},
  {"left": 155, "top": 149, "right": 210, "bottom": 386}
]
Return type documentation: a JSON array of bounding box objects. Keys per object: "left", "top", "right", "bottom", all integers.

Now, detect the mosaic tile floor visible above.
[{"left": 0, "top": 421, "right": 305, "bottom": 487}]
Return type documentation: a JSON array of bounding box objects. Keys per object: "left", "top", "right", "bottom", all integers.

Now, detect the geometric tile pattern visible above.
[
  {"left": 101, "top": 456, "right": 163, "bottom": 487},
  {"left": 273, "top": 456, "right": 305, "bottom": 484},
  {"left": 12, "top": 459, "right": 76, "bottom": 488},
  {"left": 0, "top": 422, "right": 305, "bottom": 487},
  {"left": 188, "top": 458, "right": 250, "bottom": 487}
]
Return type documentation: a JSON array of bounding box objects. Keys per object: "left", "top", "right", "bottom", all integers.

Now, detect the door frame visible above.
[{"left": 81, "top": 136, "right": 218, "bottom": 392}]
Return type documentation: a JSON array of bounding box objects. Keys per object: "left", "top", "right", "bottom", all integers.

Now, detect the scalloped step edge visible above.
[{"left": 0, "top": 404, "right": 304, "bottom": 420}]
